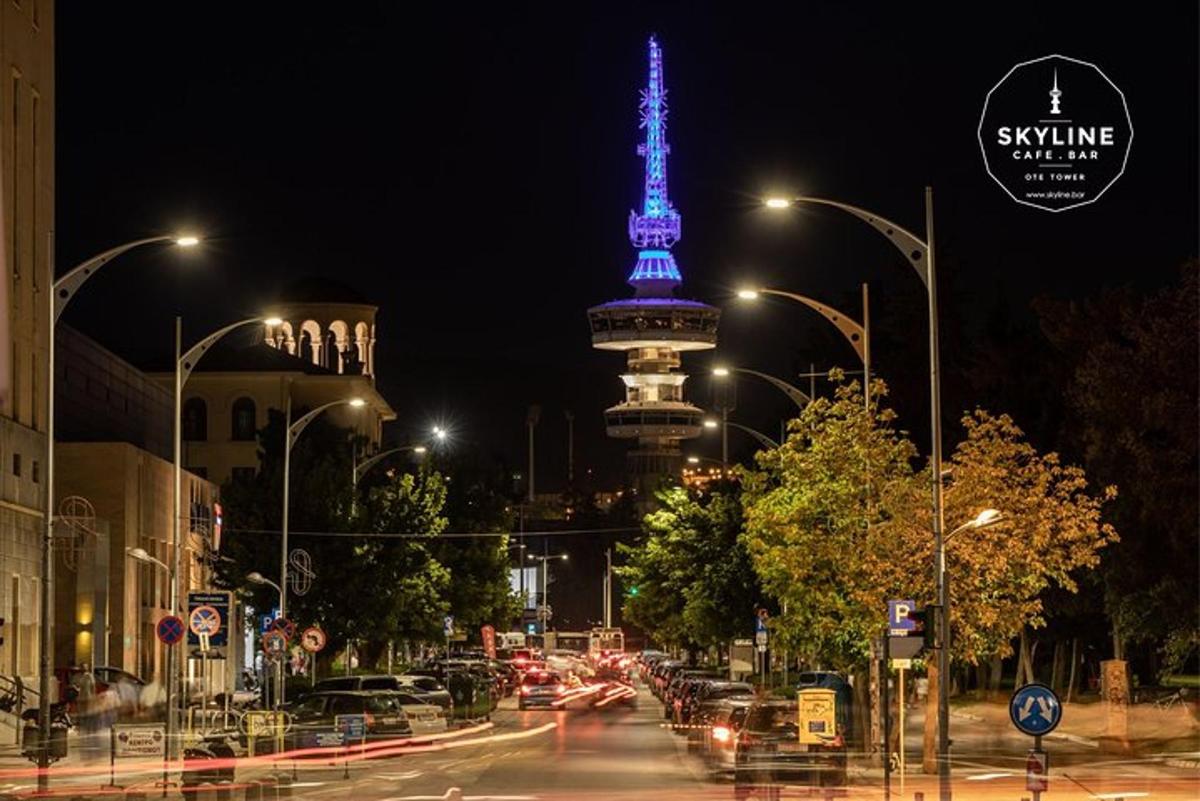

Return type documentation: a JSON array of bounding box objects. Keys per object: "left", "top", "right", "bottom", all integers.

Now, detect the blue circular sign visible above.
[
  {"left": 1009, "top": 683, "right": 1062, "bottom": 736},
  {"left": 156, "top": 615, "right": 185, "bottom": 646}
]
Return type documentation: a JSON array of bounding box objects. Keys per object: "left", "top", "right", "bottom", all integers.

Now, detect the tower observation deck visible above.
[{"left": 587, "top": 36, "right": 719, "bottom": 491}]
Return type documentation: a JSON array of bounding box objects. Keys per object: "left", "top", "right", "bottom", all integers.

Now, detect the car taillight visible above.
[
  {"left": 554, "top": 684, "right": 564, "bottom": 695},
  {"left": 520, "top": 685, "right": 531, "bottom": 696},
  {"left": 712, "top": 726, "right": 731, "bottom": 743},
  {"left": 365, "top": 712, "right": 376, "bottom": 728}
]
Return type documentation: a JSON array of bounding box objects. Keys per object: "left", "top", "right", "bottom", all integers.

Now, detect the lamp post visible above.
[
  {"left": 352, "top": 444, "right": 427, "bottom": 488},
  {"left": 765, "top": 188, "right": 949, "bottom": 797},
  {"left": 704, "top": 417, "right": 779, "bottom": 451},
  {"left": 246, "top": 572, "right": 284, "bottom": 709},
  {"left": 39, "top": 234, "right": 199, "bottom": 786},
  {"left": 279, "top": 395, "right": 365, "bottom": 701},
  {"left": 171, "top": 313, "right": 279, "bottom": 748},
  {"left": 712, "top": 366, "right": 811, "bottom": 410},
  {"left": 734, "top": 287, "right": 870, "bottom": 411},
  {"left": 527, "top": 552, "right": 568, "bottom": 631}
]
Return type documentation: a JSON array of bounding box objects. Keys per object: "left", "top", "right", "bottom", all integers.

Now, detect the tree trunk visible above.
[
  {"left": 1050, "top": 641, "right": 1065, "bottom": 694},
  {"left": 988, "top": 654, "right": 1003, "bottom": 698},
  {"left": 869, "top": 653, "right": 882, "bottom": 761},
  {"left": 922, "top": 660, "right": 938, "bottom": 774},
  {"left": 360, "top": 639, "right": 388, "bottom": 671},
  {"left": 975, "top": 662, "right": 988, "bottom": 697},
  {"left": 1016, "top": 629, "right": 1035, "bottom": 686},
  {"left": 1066, "top": 637, "right": 1079, "bottom": 704},
  {"left": 853, "top": 668, "right": 871, "bottom": 753}
]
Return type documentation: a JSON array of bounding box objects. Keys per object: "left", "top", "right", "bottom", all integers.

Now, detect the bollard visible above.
[
  {"left": 258, "top": 778, "right": 278, "bottom": 801},
  {"left": 914, "top": 794, "right": 924, "bottom": 801},
  {"left": 241, "top": 780, "right": 262, "bottom": 801},
  {"left": 275, "top": 773, "right": 293, "bottom": 799},
  {"left": 124, "top": 792, "right": 148, "bottom": 801},
  {"left": 215, "top": 782, "right": 233, "bottom": 801}
]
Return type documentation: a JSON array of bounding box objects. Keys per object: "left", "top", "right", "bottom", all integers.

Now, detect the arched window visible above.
[
  {"left": 182, "top": 398, "right": 207, "bottom": 442},
  {"left": 231, "top": 397, "right": 257, "bottom": 441}
]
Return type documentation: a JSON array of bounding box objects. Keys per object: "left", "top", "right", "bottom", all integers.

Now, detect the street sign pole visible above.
[
  {"left": 882, "top": 628, "right": 891, "bottom": 801},
  {"left": 899, "top": 665, "right": 906, "bottom": 797}
]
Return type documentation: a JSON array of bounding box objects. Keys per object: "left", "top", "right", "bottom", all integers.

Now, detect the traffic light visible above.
[
  {"left": 908, "top": 606, "right": 939, "bottom": 649},
  {"left": 628, "top": 586, "right": 639, "bottom": 597}
]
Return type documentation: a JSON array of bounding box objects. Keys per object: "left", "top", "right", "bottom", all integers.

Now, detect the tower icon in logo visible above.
[{"left": 1049, "top": 69, "right": 1062, "bottom": 115}]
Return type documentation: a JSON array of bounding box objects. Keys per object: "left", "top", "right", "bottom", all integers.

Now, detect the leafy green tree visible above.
[{"left": 616, "top": 483, "right": 761, "bottom": 652}]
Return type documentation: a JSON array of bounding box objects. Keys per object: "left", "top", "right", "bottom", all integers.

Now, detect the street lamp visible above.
[
  {"left": 39, "top": 234, "right": 199, "bottom": 784},
  {"left": 733, "top": 287, "right": 870, "bottom": 411},
  {"left": 764, "top": 187, "right": 951, "bottom": 798},
  {"left": 704, "top": 417, "right": 779, "bottom": 452},
  {"left": 352, "top": 443, "right": 428, "bottom": 488},
  {"left": 712, "top": 365, "right": 810, "bottom": 410},
  {"left": 528, "top": 552, "right": 568, "bottom": 631},
  {"left": 947, "top": 509, "right": 1004, "bottom": 542},
  {"left": 278, "top": 396, "right": 365, "bottom": 700}
]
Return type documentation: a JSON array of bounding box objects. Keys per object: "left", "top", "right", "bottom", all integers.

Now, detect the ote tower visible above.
[{"left": 588, "top": 37, "right": 720, "bottom": 497}]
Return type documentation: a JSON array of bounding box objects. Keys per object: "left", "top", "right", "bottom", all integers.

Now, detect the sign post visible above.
[
  {"left": 443, "top": 615, "right": 454, "bottom": 657},
  {"left": 754, "top": 609, "right": 769, "bottom": 680},
  {"left": 1009, "top": 683, "right": 1062, "bottom": 801},
  {"left": 301, "top": 626, "right": 326, "bottom": 687}
]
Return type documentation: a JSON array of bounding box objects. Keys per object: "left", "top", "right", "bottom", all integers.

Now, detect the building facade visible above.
[{"left": 0, "top": 0, "right": 52, "bottom": 685}]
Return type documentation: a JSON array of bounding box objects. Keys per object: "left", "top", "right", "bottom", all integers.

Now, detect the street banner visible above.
[{"left": 481, "top": 624, "right": 496, "bottom": 659}]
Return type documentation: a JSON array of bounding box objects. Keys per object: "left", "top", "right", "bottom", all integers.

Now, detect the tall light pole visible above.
[
  {"left": 765, "top": 189, "right": 948, "bottom": 797},
  {"left": 527, "top": 552, "right": 567, "bottom": 631},
  {"left": 39, "top": 234, "right": 198, "bottom": 785},
  {"left": 734, "top": 287, "right": 870, "bottom": 412},
  {"left": 171, "top": 313, "right": 279, "bottom": 750},
  {"left": 279, "top": 395, "right": 365, "bottom": 701},
  {"left": 245, "top": 572, "right": 284, "bottom": 709},
  {"left": 526, "top": 405, "right": 540, "bottom": 503}
]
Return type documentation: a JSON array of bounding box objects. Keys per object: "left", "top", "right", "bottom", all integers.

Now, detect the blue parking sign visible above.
[{"left": 888, "top": 599, "right": 917, "bottom": 635}]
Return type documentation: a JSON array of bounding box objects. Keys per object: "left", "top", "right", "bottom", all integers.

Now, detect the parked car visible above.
[
  {"left": 378, "top": 690, "right": 447, "bottom": 736},
  {"left": 285, "top": 691, "right": 411, "bottom": 749},
  {"left": 683, "top": 681, "right": 755, "bottom": 745},
  {"left": 734, "top": 699, "right": 847, "bottom": 788},
  {"left": 701, "top": 697, "right": 756, "bottom": 776},
  {"left": 390, "top": 675, "right": 453, "bottom": 711}
]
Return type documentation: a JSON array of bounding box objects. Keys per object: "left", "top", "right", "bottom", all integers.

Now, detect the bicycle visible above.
[{"left": 1154, "top": 689, "right": 1186, "bottom": 710}]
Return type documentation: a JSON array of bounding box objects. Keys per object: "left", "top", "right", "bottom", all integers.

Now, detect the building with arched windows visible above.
[{"left": 152, "top": 278, "right": 394, "bottom": 487}]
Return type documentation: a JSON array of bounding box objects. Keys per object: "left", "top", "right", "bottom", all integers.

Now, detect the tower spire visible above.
[{"left": 627, "top": 36, "right": 682, "bottom": 294}]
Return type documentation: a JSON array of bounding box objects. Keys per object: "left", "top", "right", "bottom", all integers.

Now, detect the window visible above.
[
  {"left": 30, "top": 90, "right": 37, "bottom": 292},
  {"left": 231, "top": 467, "right": 255, "bottom": 484},
  {"left": 10, "top": 71, "right": 18, "bottom": 283},
  {"left": 12, "top": 453, "right": 20, "bottom": 477},
  {"left": 182, "top": 398, "right": 207, "bottom": 441},
  {"left": 31, "top": 460, "right": 37, "bottom": 483},
  {"left": 231, "top": 397, "right": 256, "bottom": 441},
  {"left": 189, "top": 466, "right": 208, "bottom": 480}
]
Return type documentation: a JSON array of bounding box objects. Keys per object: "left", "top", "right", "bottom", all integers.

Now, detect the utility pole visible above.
[
  {"left": 564, "top": 410, "right": 574, "bottom": 486},
  {"left": 526, "top": 405, "right": 541, "bottom": 503},
  {"left": 604, "top": 548, "right": 613, "bottom": 628}
]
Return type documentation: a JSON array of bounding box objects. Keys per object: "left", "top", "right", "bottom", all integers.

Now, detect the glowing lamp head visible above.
[
  {"left": 712, "top": 367, "right": 730, "bottom": 377},
  {"left": 246, "top": 571, "right": 267, "bottom": 585},
  {"left": 703, "top": 419, "right": 719, "bottom": 430},
  {"left": 175, "top": 236, "right": 201, "bottom": 247},
  {"left": 263, "top": 316, "right": 284, "bottom": 326},
  {"left": 347, "top": 398, "right": 366, "bottom": 408},
  {"left": 413, "top": 446, "right": 428, "bottom": 455},
  {"left": 972, "top": 509, "right": 1003, "bottom": 528},
  {"left": 736, "top": 289, "right": 760, "bottom": 300},
  {"left": 764, "top": 197, "right": 792, "bottom": 210},
  {"left": 687, "top": 456, "right": 700, "bottom": 464},
  {"left": 126, "top": 547, "right": 151, "bottom": 563},
  {"left": 432, "top": 426, "right": 448, "bottom": 442}
]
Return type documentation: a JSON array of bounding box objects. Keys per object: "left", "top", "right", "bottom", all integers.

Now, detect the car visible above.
[
  {"left": 733, "top": 700, "right": 847, "bottom": 788},
  {"left": 390, "top": 675, "right": 453, "bottom": 711},
  {"left": 683, "top": 681, "right": 755, "bottom": 746},
  {"left": 379, "top": 690, "right": 448, "bottom": 736},
  {"left": 285, "top": 691, "right": 412, "bottom": 749},
  {"left": 701, "top": 697, "right": 756, "bottom": 776},
  {"left": 665, "top": 669, "right": 723, "bottom": 720},
  {"left": 518, "top": 669, "right": 564, "bottom": 710}
]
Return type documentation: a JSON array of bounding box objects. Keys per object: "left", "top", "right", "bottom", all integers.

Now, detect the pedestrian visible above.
[{"left": 75, "top": 663, "right": 99, "bottom": 761}]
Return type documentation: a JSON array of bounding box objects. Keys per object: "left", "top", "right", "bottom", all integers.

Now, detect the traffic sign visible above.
[
  {"left": 1026, "top": 749, "right": 1049, "bottom": 792},
  {"left": 890, "top": 658, "right": 913, "bottom": 669},
  {"left": 262, "top": 630, "right": 288, "bottom": 656},
  {"left": 188, "top": 592, "right": 231, "bottom": 648},
  {"left": 443, "top": 615, "right": 455, "bottom": 636},
  {"left": 755, "top": 630, "right": 768, "bottom": 647},
  {"left": 189, "top": 605, "right": 222, "bottom": 637},
  {"left": 888, "top": 599, "right": 916, "bottom": 636},
  {"left": 271, "top": 617, "right": 296, "bottom": 641},
  {"left": 1010, "top": 683, "right": 1062, "bottom": 736},
  {"left": 755, "top": 608, "right": 769, "bottom": 633},
  {"left": 156, "top": 615, "right": 185, "bottom": 646},
  {"left": 300, "top": 626, "right": 327, "bottom": 653}
]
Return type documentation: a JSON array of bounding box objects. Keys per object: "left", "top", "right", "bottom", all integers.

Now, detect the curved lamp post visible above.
[
  {"left": 527, "top": 552, "right": 568, "bottom": 635},
  {"left": 352, "top": 444, "right": 427, "bottom": 488},
  {"left": 734, "top": 287, "right": 870, "bottom": 411},
  {"left": 705, "top": 417, "right": 779, "bottom": 451},
  {"left": 764, "top": 189, "right": 951, "bottom": 797},
  {"left": 39, "top": 234, "right": 199, "bottom": 784},
  {"left": 712, "top": 365, "right": 810, "bottom": 410}
]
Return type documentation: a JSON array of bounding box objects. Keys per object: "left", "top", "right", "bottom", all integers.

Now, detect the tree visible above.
[
  {"left": 616, "top": 482, "right": 762, "bottom": 653},
  {"left": 1036, "top": 264, "right": 1199, "bottom": 676},
  {"left": 740, "top": 376, "right": 1118, "bottom": 672}
]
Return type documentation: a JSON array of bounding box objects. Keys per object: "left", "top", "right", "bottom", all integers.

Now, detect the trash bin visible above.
[
  {"left": 20, "top": 721, "right": 68, "bottom": 760},
  {"left": 446, "top": 671, "right": 475, "bottom": 721}
]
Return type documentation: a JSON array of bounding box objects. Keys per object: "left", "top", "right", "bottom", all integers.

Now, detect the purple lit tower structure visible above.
[{"left": 588, "top": 37, "right": 720, "bottom": 497}]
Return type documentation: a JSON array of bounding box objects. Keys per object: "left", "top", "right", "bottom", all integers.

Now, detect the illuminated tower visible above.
[{"left": 588, "top": 36, "right": 719, "bottom": 496}]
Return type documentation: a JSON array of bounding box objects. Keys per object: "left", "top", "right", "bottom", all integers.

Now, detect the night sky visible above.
[{"left": 56, "top": 4, "right": 1198, "bottom": 493}]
